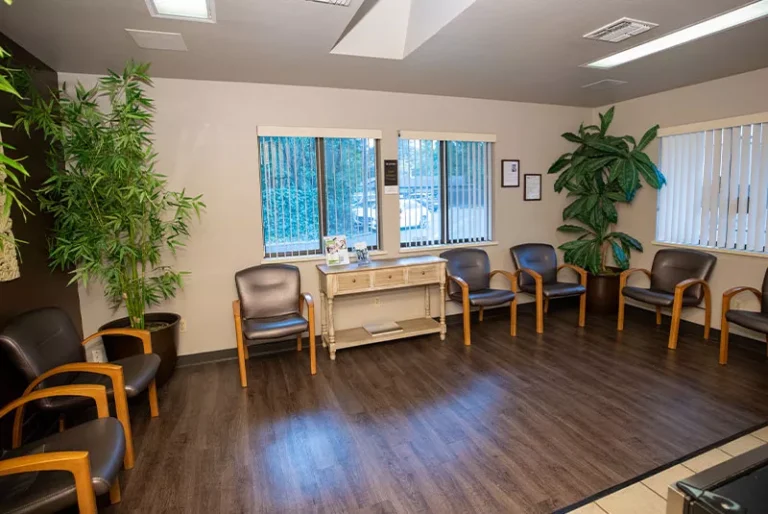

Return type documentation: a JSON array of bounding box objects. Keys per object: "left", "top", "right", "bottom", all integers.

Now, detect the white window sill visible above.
[
  {"left": 400, "top": 240, "right": 499, "bottom": 254},
  {"left": 263, "top": 250, "right": 389, "bottom": 265},
  {"left": 652, "top": 241, "right": 768, "bottom": 260}
]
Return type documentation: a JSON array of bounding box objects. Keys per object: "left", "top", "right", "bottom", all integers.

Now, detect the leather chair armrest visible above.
[
  {"left": 512, "top": 267, "right": 543, "bottom": 290},
  {"left": 82, "top": 328, "right": 153, "bottom": 355},
  {"left": 0, "top": 451, "right": 97, "bottom": 514},
  {"left": 722, "top": 286, "right": 762, "bottom": 312},
  {"left": 447, "top": 274, "right": 469, "bottom": 293},
  {"left": 673, "top": 278, "right": 712, "bottom": 308},
  {"left": 489, "top": 270, "right": 518, "bottom": 292},
  {"left": 557, "top": 263, "right": 587, "bottom": 285},
  {"left": 300, "top": 292, "right": 315, "bottom": 324},
  {"left": 14, "top": 365, "right": 126, "bottom": 449}
]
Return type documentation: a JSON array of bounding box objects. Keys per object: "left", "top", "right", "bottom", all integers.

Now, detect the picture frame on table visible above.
[
  {"left": 524, "top": 174, "right": 542, "bottom": 201},
  {"left": 501, "top": 159, "right": 520, "bottom": 188}
]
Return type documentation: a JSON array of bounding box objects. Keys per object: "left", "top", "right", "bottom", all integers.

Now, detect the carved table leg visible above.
[
  {"left": 439, "top": 281, "right": 446, "bottom": 341},
  {"left": 320, "top": 291, "right": 328, "bottom": 348},
  {"left": 328, "top": 296, "right": 336, "bottom": 360}
]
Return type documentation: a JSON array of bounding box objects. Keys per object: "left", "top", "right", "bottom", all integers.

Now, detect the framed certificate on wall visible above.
[
  {"left": 524, "top": 174, "right": 542, "bottom": 201},
  {"left": 502, "top": 159, "right": 520, "bottom": 188}
]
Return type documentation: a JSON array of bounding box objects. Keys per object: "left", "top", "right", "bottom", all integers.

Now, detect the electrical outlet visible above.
[
  {"left": 374, "top": 297, "right": 381, "bottom": 307},
  {"left": 92, "top": 348, "right": 105, "bottom": 363},
  {"left": 179, "top": 318, "right": 187, "bottom": 332}
]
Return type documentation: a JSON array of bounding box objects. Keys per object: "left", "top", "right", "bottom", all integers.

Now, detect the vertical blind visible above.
[
  {"left": 258, "top": 135, "right": 379, "bottom": 258},
  {"left": 657, "top": 123, "right": 768, "bottom": 252},
  {"left": 398, "top": 138, "right": 492, "bottom": 248}
]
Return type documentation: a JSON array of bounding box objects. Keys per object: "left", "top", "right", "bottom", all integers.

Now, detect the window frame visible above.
[
  {"left": 258, "top": 136, "right": 382, "bottom": 259},
  {"left": 398, "top": 138, "right": 494, "bottom": 249}
]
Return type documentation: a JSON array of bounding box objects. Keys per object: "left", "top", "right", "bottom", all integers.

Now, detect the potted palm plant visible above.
[
  {"left": 16, "top": 61, "right": 204, "bottom": 384},
  {"left": 548, "top": 107, "right": 665, "bottom": 313}
]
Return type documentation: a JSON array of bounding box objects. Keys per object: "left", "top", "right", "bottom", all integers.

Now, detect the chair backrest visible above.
[
  {"left": 235, "top": 264, "right": 301, "bottom": 320},
  {"left": 650, "top": 249, "right": 717, "bottom": 302},
  {"left": 509, "top": 243, "right": 558, "bottom": 286},
  {"left": 441, "top": 248, "right": 491, "bottom": 294},
  {"left": 762, "top": 268, "right": 768, "bottom": 314},
  {"left": 0, "top": 308, "right": 84, "bottom": 388}
]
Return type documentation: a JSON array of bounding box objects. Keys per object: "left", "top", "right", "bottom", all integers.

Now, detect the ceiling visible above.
[{"left": 1, "top": 0, "right": 767, "bottom": 107}]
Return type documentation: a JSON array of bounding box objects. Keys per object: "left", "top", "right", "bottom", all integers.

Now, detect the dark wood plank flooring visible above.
[{"left": 108, "top": 306, "right": 768, "bottom": 513}]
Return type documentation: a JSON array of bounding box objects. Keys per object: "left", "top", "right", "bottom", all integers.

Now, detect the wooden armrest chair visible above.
[
  {"left": 0, "top": 307, "right": 161, "bottom": 470},
  {"left": 233, "top": 263, "right": 316, "bottom": 387},
  {"left": 0, "top": 384, "right": 126, "bottom": 513},
  {"left": 440, "top": 248, "right": 517, "bottom": 346},
  {"left": 509, "top": 243, "right": 587, "bottom": 333},
  {"left": 617, "top": 248, "right": 717, "bottom": 349},
  {"left": 719, "top": 268, "right": 768, "bottom": 365}
]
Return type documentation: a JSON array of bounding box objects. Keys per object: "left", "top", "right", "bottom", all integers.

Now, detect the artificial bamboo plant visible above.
[
  {"left": 548, "top": 107, "right": 665, "bottom": 275},
  {"left": 16, "top": 61, "right": 204, "bottom": 329}
]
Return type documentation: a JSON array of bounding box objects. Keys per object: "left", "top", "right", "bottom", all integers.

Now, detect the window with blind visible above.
[
  {"left": 657, "top": 121, "right": 768, "bottom": 253},
  {"left": 259, "top": 135, "right": 379, "bottom": 258},
  {"left": 398, "top": 137, "right": 492, "bottom": 248}
]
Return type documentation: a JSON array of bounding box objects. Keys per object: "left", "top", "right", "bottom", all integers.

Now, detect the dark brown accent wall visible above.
[{"left": 0, "top": 33, "right": 80, "bottom": 446}]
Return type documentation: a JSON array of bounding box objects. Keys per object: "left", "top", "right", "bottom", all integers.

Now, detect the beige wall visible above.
[
  {"left": 597, "top": 67, "right": 768, "bottom": 340},
  {"left": 62, "top": 73, "right": 590, "bottom": 356}
]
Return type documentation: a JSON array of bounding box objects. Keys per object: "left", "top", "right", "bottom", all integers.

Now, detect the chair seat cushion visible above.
[
  {"left": 726, "top": 310, "right": 768, "bottom": 334},
  {"left": 621, "top": 286, "right": 700, "bottom": 307},
  {"left": 37, "top": 354, "right": 162, "bottom": 412},
  {"left": 0, "top": 418, "right": 125, "bottom": 514},
  {"left": 242, "top": 314, "right": 308, "bottom": 340},
  {"left": 520, "top": 281, "right": 586, "bottom": 298},
  {"left": 450, "top": 288, "right": 516, "bottom": 307}
]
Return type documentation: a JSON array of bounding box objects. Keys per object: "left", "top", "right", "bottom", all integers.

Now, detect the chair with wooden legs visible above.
[
  {"left": 0, "top": 384, "right": 126, "bottom": 513},
  {"left": 0, "top": 307, "right": 161, "bottom": 470},
  {"left": 509, "top": 243, "right": 587, "bottom": 333},
  {"left": 440, "top": 248, "right": 517, "bottom": 346},
  {"left": 617, "top": 248, "right": 717, "bottom": 349},
  {"left": 719, "top": 268, "right": 768, "bottom": 365},
  {"left": 233, "top": 263, "right": 316, "bottom": 387}
]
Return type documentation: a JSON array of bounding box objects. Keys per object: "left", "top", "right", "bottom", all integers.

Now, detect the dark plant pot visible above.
[
  {"left": 586, "top": 270, "right": 621, "bottom": 315},
  {"left": 100, "top": 313, "right": 180, "bottom": 388}
]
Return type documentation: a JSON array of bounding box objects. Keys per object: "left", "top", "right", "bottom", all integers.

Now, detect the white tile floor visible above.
[{"left": 568, "top": 430, "right": 767, "bottom": 513}]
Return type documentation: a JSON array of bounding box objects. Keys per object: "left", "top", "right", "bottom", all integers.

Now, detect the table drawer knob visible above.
[
  {"left": 388, "top": 275, "right": 392, "bottom": 279},
  {"left": 421, "top": 271, "right": 425, "bottom": 275},
  {"left": 352, "top": 279, "right": 356, "bottom": 283}
]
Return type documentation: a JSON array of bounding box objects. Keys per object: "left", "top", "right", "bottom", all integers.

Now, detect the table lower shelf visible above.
[{"left": 322, "top": 317, "right": 444, "bottom": 359}]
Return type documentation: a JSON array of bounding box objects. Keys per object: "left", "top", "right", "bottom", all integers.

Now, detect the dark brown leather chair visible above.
[
  {"left": 618, "top": 248, "right": 717, "bottom": 349},
  {"left": 0, "top": 307, "right": 161, "bottom": 470},
  {"left": 719, "top": 268, "right": 768, "bottom": 365},
  {"left": 440, "top": 248, "right": 517, "bottom": 346},
  {"left": 509, "top": 243, "right": 587, "bottom": 333},
  {"left": 0, "top": 384, "right": 125, "bottom": 513},
  {"left": 233, "top": 264, "right": 316, "bottom": 386}
]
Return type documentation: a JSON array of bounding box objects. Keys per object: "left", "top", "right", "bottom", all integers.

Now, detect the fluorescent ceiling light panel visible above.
[
  {"left": 146, "top": 0, "right": 215, "bottom": 22},
  {"left": 586, "top": 0, "right": 768, "bottom": 69}
]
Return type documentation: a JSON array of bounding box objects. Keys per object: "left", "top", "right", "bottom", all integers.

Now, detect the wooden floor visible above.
[{"left": 108, "top": 305, "right": 768, "bottom": 514}]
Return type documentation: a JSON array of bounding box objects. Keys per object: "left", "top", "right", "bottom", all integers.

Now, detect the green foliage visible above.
[
  {"left": 15, "top": 61, "right": 204, "bottom": 329},
  {"left": 0, "top": 43, "right": 31, "bottom": 252},
  {"left": 548, "top": 107, "right": 665, "bottom": 275}
]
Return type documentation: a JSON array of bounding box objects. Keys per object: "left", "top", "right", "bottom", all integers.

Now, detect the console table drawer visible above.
[
  {"left": 408, "top": 265, "right": 440, "bottom": 285},
  {"left": 336, "top": 273, "right": 371, "bottom": 293},
  {"left": 373, "top": 268, "right": 406, "bottom": 288}
]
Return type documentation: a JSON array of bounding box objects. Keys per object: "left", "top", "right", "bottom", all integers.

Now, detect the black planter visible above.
[
  {"left": 100, "top": 312, "right": 180, "bottom": 387},
  {"left": 586, "top": 270, "right": 621, "bottom": 315}
]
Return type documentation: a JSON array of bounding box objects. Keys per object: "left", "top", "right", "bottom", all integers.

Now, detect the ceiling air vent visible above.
[
  {"left": 584, "top": 17, "right": 657, "bottom": 43},
  {"left": 307, "top": 0, "right": 351, "bottom": 5},
  {"left": 581, "top": 79, "right": 628, "bottom": 91}
]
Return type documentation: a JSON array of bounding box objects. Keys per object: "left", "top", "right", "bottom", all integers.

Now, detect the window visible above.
[
  {"left": 657, "top": 121, "right": 768, "bottom": 253},
  {"left": 398, "top": 137, "right": 492, "bottom": 248},
  {"left": 259, "top": 134, "right": 379, "bottom": 258}
]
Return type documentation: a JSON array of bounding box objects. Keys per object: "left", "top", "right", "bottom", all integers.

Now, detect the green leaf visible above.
[
  {"left": 637, "top": 124, "right": 659, "bottom": 151},
  {"left": 548, "top": 153, "right": 571, "bottom": 174},
  {"left": 561, "top": 132, "right": 583, "bottom": 144},
  {"left": 610, "top": 240, "right": 629, "bottom": 269},
  {"left": 557, "top": 224, "right": 589, "bottom": 234},
  {"left": 599, "top": 106, "right": 615, "bottom": 136}
]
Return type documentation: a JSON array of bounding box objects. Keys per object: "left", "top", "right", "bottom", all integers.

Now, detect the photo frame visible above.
[
  {"left": 524, "top": 174, "right": 542, "bottom": 201},
  {"left": 502, "top": 159, "right": 520, "bottom": 188},
  {"left": 323, "top": 235, "right": 350, "bottom": 266}
]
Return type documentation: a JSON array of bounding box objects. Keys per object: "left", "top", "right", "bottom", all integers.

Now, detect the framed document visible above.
[
  {"left": 502, "top": 159, "right": 520, "bottom": 188},
  {"left": 524, "top": 174, "right": 542, "bottom": 201}
]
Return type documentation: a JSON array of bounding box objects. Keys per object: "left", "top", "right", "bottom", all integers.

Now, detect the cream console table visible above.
[{"left": 316, "top": 256, "right": 447, "bottom": 360}]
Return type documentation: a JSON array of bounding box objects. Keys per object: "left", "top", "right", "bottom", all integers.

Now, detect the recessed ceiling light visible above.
[
  {"left": 585, "top": 0, "right": 768, "bottom": 69},
  {"left": 145, "top": 0, "right": 215, "bottom": 22}
]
